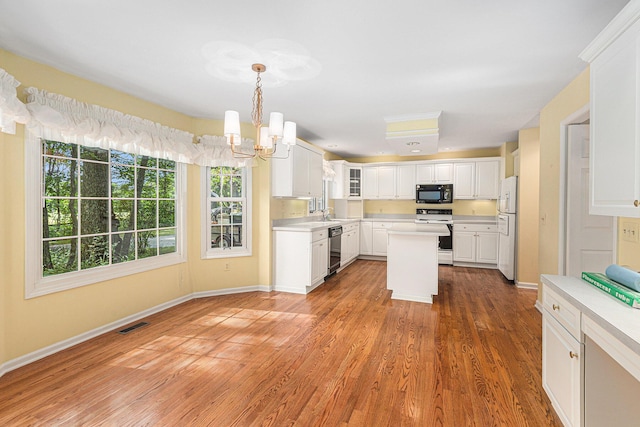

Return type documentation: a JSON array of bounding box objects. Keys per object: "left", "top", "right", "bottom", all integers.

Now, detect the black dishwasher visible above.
[{"left": 327, "top": 225, "right": 343, "bottom": 277}]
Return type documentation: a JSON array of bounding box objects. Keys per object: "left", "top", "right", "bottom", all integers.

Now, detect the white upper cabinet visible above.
[
  {"left": 580, "top": 2, "right": 640, "bottom": 216},
  {"left": 453, "top": 160, "right": 500, "bottom": 200},
  {"left": 416, "top": 163, "right": 453, "bottom": 184},
  {"left": 329, "top": 161, "right": 362, "bottom": 199},
  {"left": 475, "top": 160, "right": 500, "bottom": 199},
  {"left": 362, "top": 164, "right": 415, "bottom": 199},
  {"left": 396, "top": 164, "right": 416, "bottom": 199},
  {"left": 272, "top": 143, "right": 323, "bottom": 198}
]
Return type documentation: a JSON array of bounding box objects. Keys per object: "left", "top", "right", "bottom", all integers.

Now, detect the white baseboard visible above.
[
  {"left": 516, "top": 281, "right": 539, "bottom": 290},
  {"left": 534, "top": 300, "right": 543, "bottom": 313},
  {"left": 0, "top": 285, "right": 271, "bottom": 378}
]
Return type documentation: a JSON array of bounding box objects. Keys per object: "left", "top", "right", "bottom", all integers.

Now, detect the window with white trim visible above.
[
  {"left": 201, "top": 166, "right": 251, "bottom": 258},
  {"left": 26, "top": 139, "right": 185, "bottom": 298}
]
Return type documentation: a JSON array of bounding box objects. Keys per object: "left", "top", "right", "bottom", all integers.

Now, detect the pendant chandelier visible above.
[{"left": 223, "top": 63, "right": 296, "bottom": 159}]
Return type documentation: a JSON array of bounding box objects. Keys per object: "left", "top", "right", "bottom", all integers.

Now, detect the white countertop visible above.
[
  {"left": 272, "top": 218, "right": 360, "bottom": 232},
  {"left": 541, "top": 274, "right": 640, "bottom": 356},
  {"left": 387, "top": 223, "right": 450, "bottom": 236}
]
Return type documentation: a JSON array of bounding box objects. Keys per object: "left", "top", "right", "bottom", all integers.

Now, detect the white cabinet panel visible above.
[
  {"left": 362, "top": 167, "right": 378, "bottom": 199},
  {"left": 453, "top": 224, "right": 498, "bottom": 265},
  {"left": 272, "top": 144, "right": 323, "bottom": 198},
  {"left": 586, "top": 17, "right": 640, "bottom": 216},
  {"left": 453, "top": 162, "right": 475, "bottom": 199},
  {"left": 362, "top": 165, "right": 413, "bottom": 199},
  {"left": 475, "top": 231, "right": 498, "bottom": 264},
  {"left": 453, "top": 231, "right": 475, "bottom": 262},
  {"left": 372, "top": 228, "right": 388, "bottom": 256},
  {"left": 360, "top": 221, "right": 373, "bottom": 255},
  {"left": 396, "top": 164, "right": 416, "bottom": 199},
  {"left": 273, "top": 229, "right": 327, "bottom": 294},
  {"left": 475, "top": 160, "right": 500, "bottom": 199},
  {"left": 377, "top": 166, "right": 397, "bottom": 199},
  {"left": 454, "top": 160, "right": 499, "bottom": 200},
  {"left": 416, "top": 163, "right": 453, "bottom": 184},
  {"left": 311, "top": 238, "right": 328, "bottom": 285},
  {"left": 542, "top": 315, "right": 583, "bottom": 427}
]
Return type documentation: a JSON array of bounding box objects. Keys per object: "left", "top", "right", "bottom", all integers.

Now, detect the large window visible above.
[
  {"left": 202, "top": 166, "right": 251, "bottom": 258},
  {"left": 26, "top": 139, "right": 185, "bottom": 297}
]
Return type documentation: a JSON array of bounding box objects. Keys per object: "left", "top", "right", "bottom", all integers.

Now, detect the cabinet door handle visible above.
[
  {"left": 552, "top": 304, "right": 560, "bottom": 311},
  {"left": 635, "top": 200, "right": 639, "bottom": 207},
  {"left": 569, "top": 351, "right": 578, "bottom": 359}
]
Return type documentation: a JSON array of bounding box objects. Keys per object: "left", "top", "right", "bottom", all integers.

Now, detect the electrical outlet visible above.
[
  {"left": 622, "top": 222, "right": 639, "bottom": 243},
  {"left": 224, "top": 262, "right": 231, "bottom": 271}
]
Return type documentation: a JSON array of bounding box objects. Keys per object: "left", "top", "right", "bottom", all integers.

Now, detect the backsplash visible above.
[{"left": 363, "top": 199, "right": 497, "bottom": 216}]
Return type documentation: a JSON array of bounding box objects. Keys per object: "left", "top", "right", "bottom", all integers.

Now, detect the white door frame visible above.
[{"left": 557, "top": 104, "right": 617, "bottom": 275}]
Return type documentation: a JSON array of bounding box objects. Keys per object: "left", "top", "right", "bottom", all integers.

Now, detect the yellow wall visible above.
[
  {"left": 1, "top": 127, "right": 7, "bottom": 363},
  {"left": 0, "top": 49, "right": 267, "bottom": 364},
  {"left": 617, "top": 218, "right": 640, "bottom": 270},
  {"left": 517, "top": 128, "right": 540, "bottom": 286},
  {"left": 538, "top": 69, "right": 590, "bottom": 290},
  {"left": 364, "top": 199, "right": 497, "bottom": 216}
]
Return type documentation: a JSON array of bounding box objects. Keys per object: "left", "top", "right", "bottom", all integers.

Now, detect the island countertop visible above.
[{"left": 387, "top": 223, "right": 450, "bottom": 236}]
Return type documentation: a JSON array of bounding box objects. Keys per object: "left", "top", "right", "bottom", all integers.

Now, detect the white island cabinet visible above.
[{"left": 387, "top": 223, "right": 449, "bottom": 304}]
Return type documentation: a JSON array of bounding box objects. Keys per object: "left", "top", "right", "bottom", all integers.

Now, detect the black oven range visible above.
[{"left": 415, "top": 208, "right": 453, "bottom": 265}]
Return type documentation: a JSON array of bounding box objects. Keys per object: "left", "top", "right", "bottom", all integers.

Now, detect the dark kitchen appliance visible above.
[
  {"left": 327, "top": 225, "right": 343, "bottom": 277},
  {"left": 416, "top": 184, "right": 453, "bottom": 204},
  {"left": 415, "top": 208, "right": 453, "bottom": 264}
]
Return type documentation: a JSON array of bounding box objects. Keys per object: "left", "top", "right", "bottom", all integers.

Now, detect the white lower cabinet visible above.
[
  {"left": 273, "top": 229, "right": 328, "bottom": 294},
  {"left": 453, "top": 224, "right": 498, "bottom": 265},
  {"left": 360, "top": 221, "right": 401, "bottom": 257},
  {"left": 360, "top": 221, "right": 373, "bottom": 255},
  {"left": 340, "top": 223, "right": 360, "bottom": 266},
  {"left": 542, "top": 284, "right": 583, "bottom": 427},
  {"left": 372, "top": 222, "right": 394, "bottom": 256}
]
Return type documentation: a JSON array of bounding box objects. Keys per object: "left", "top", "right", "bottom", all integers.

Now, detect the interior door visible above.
[{"left": 566, "top": 124, "right": 615, "bottom": 277}]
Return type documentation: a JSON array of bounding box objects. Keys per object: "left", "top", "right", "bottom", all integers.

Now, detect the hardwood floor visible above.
[{"left": 0, "top": 261, "right": 562, "bottom": 426}]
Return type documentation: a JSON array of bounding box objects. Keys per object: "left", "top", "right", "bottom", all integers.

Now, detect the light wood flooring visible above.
[{"left": 0, "top": 261, "right": 562, "bottom": 426}]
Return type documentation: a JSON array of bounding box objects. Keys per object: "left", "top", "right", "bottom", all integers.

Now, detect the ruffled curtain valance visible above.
[
  {"left": 24, "top": 87, "right": 205, "bottom": 164},
  {"left": 0, "top": 68, "right": 30, "bottom": 134},
  {"left": 194, "top": 135, "right": 255, "bottom": 168}
]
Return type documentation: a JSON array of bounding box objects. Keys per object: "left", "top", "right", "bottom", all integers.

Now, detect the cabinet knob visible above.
[
  {"left": 552, "top": 304, "right": 560, "bottom": 311},
  {"left": 635, "top": 200, "right": 639, "bottom": 207},
  {"left": 569, "top": 351, "right": 578, "bottom": 359}
]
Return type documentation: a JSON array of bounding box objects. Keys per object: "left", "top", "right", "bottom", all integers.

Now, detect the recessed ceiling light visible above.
[{"left": 410, "top": 149, "right": 421, "bottom": 153}]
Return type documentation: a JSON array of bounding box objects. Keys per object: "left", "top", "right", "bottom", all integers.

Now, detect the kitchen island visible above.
[{"left": 387, "top": 223, "right": 450, "bottom": 303}]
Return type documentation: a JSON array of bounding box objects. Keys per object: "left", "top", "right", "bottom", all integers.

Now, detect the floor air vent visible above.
[{"left": 118, "top": 322, "right": 149, "bottom": 334}]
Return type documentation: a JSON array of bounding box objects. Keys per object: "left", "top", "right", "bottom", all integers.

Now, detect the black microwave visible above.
[{"left": 416, "top": 184, "right": 453, "bottom": 204}]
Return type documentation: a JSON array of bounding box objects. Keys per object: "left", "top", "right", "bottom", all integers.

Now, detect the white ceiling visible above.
[{"left": 0, "top": 0, "right": 629, "bottom": 158}]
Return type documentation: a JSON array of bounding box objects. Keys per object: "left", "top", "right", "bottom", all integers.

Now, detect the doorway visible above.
[{"left": 562, "top": 121, "right": 616, "bottom": 277}]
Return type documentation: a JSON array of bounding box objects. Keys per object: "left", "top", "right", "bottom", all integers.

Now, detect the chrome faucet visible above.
[{"left": 321, "top": 207, "right": 333, "bottom": 221}]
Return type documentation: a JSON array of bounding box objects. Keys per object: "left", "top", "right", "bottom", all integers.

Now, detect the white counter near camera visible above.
[{"left": 387, "top": 223, "right": 450, "bottom": 304}]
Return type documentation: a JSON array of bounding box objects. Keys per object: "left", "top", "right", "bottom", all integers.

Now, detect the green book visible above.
[{"left": 582, "top": 272, "right": 640, "bottom": 309}]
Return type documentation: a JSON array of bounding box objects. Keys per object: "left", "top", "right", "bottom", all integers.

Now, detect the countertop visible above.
[
  {"left": 272, "top": 218, "right": 360, "bottom": 232},
  {"left": 387, "top": 223, "right": 450, "bottom": 236},
  {"left": 541, "top": 274, "right": 640, "bottom": 357},
  {"left": 453, "top": 215, "right": 497, "bottom": 224}
]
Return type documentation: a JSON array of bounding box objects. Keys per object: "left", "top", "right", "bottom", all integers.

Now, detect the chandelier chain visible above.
[{"left": 251, "top": 71, "right": 263, "bottom": 129}]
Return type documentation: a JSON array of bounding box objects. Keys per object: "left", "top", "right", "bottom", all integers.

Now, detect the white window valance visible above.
[
  {"left": 195, "top": 135, "right": 256, "bottom": 168},
  {"left": 0, "top": 68, "right": 30, "bottom": 134},
  {"left": 323, "top": 159, "right": 336, "bottom": 180},
  {"left": 24, "top": 87, "right": 202, "bottom": 164}
]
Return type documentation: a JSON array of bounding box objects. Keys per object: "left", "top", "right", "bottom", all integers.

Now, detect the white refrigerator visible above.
[{"left": 497, "top": 176, "right": 517, "bottom": 281}]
